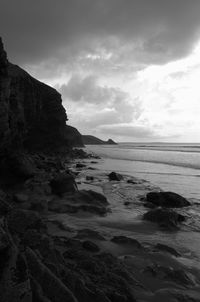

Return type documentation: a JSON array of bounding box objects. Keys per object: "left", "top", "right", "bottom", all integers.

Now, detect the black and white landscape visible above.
[{"left": 1, "top": 1, "right": 200, "bottom": 302}]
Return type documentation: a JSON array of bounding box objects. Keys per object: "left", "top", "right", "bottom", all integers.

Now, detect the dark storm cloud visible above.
[
  {"left": 1, "top": 0, "right": 200, "bottom": 65},
  {"left": 60, "top": 75, "right": 112, "bottom": 104}
]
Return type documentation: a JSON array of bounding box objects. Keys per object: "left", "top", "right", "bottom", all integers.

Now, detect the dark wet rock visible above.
[
  {"left": 75, "top": 229, "right": 106, "bottom": 241},
  {"left": 7, "top": 209, "right": 46, "bottom": 235},
  {"left": 143, "top": 208, "right": 185, "bottom": 229},
  {"left": 146, "top": 191, "right": 191, "bottom": 208},
  {"left": 108, "top": 172, "right": 123, "bottom": 181},
  {"left": 70, "top": 170, "right": 80, "bottom": 177},
  {"left": 111, "top": 236, "right": 142, "bottom": 249},
  {"left": 50, "top": 220, "right": 73, "bottom": 232},
  {"left": 50, "top": 172, "right": 78, "bottom": 196},
  {"left": 49, "top": 190, "right": 109, "bottom": 215},
  {"left": 14, "top": 193, "right": 29, "bottom": 203},
  {"left": 82, "top": 240, "right": 100, "bottom": 252},
  {"left": 26, "top": 247, "right": 78, "bottom": 302},
  {"left": 74, "top": 189, "right": 108, "bottom": 205},
  {"left": 143, "top": 202, "right": 156, "bottom": 209},
  {"left": 76, "top": 163, "right": 86, "bottom": 168},
  {"left": 86, "top": 176, "right": 94, "bottom": 181},
  {"left": 155, "top": 243, "right": 181, "bottom": 257},
  {"left": 127, "top": 179, "right": 137, "bottom": 184}
]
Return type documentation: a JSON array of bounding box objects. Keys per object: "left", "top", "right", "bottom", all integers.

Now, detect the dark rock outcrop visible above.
[
  {"left": 143, "top": 208, "right": 185, "bottom": 229},
  {"left": 111, "top": 236, "right": 142, "bottom": 249},
  {"left": 50, "top": 172, "right": 78, "bottom": 196},
  {"left": 0, "top": 37, "right": 83, "bottom": 157},
  {"left": 154, "top": 243, "right": 181, "bottom": 257},
  {"left": 76, "top": 163, "right": 86, "bottom": 169},
  {"left": 146, "top": 191, "right": 190, "bottom": 208},
  {"left": 82, "top": 240, "right": 100, "bottom": 252},
  {"left": 108, "top": 172, "right": 123, "bottom": 181},
  {"left": 75, "top": 229, "right": 106, "bottom": 241}
]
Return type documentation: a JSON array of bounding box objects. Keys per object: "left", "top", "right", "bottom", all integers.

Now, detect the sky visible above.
[{"left": 1, "top": 0, "right": 200, "bottom": 142}]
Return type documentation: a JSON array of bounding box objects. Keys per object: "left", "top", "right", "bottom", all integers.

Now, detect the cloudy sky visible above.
[{"left": 1, "top": 0, "right": 200, "bottom": 142}]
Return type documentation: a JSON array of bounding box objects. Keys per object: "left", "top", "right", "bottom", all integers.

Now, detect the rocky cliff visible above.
[
  {"left": 65, "top": 125, "right": 84, "bottom": 147},
  {"left": 0, "top": 37, "right": 83, "bottom": 155}
]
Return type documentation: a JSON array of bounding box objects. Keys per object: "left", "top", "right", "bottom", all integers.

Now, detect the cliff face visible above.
[
  {"left": 0, "top": 38, "right": 83, "bottom": 155},
  {"left": 65, "top": 125, "right": 84, "bottom": 147},
  {"left": 0, "top": 38, "right": 10, "bottom": 154}
]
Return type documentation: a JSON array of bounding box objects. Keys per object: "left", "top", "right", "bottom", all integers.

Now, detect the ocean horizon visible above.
[{"left": 86, "top": 142, "right": 200, "bottom": 200}]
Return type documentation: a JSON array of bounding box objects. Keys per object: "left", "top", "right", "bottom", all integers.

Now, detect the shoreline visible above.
[
  {"left": 46, "top": 156, "right": 200, "bottom": 300},
  {"left": 83, "top": 147, "right": 200, "bottom": 200},
  {"left": 49, "top": 158, "right": 200, "bottom": 258},
  {"left": 1, "top": 152, "right": 200, "bottom": 301}
]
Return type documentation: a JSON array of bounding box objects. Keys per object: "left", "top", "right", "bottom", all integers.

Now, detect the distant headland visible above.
[{"left": 82, "top": 135, "right": 117, "bottom": 145}]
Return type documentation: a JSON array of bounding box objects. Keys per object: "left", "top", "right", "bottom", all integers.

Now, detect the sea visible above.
[{"left": 86, "top": 142, "right": 200, "bottom": 201}]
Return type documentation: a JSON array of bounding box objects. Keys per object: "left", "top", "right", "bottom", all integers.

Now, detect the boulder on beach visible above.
[
  {"left": 82, "top": 240, "right": 100, "bottom": 252},
  {"left": 143, "top": 208, "right": 185, "bottom": 229},
  {"left": 86, "top": 176, "right": 94, "bottom": 181},
  {"left": 76, "top": 163, "right": 86, "bottom": 168},
  {"left": 75, "top": 229, "right": 106, "bottom": 241},
  {"left": 50, "top": 172, "right": 78, "bottom": 196},
  {"left": 111, "top": 236, "right": 142, "bottom": 249},
  {"left": 146, "top": 191, "right": 190, "bottom": 208},
  {"left": 154, "top": 243, "right": 181, "bottom": 257},
  {"left": 108, "top": 172, "right": 123, "bottom": 181},
  {"left": 127, "top": 179, "right": 137, "bottom": 184}
]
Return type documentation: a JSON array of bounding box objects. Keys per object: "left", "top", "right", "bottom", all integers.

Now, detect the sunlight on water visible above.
[{"left": 86, "top": 143, "right": 200, "bottom": 200}]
